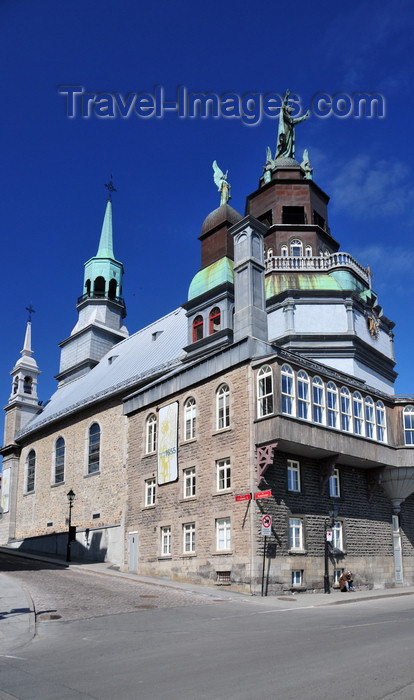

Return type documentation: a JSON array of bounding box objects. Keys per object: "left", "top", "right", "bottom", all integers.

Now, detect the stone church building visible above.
[{"left": 1, "top": 125, "right": 414, "bottom": 594}]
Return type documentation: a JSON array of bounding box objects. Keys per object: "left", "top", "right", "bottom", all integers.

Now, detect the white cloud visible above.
[{"left": 329, "top": 155, "right": 414, "bottom": 218}]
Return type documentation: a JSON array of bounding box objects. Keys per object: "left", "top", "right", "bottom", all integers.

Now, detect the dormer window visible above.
[{"left": 192, "top": 315, "right": 204, "bottom": 342}]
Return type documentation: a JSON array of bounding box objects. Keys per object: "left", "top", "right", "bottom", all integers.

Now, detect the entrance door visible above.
[{"left": 128, "top": 532, "right": 138, "bottom": 572}]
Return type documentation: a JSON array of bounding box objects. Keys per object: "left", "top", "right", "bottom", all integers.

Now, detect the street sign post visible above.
[
  {"left": 261, "top": 514, "right": 272, "bottom": 596},
  {"left": 261, "top": 514, "right": 272, "bottom": 536}
]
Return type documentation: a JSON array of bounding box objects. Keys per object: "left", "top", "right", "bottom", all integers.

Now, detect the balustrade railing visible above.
[{"left": 265, "top": 252, "right": 370, "bottom": 285}]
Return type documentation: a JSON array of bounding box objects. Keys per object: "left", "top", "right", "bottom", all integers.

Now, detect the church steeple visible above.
[
  {"left": 3, "top": 314, "right": 41, "bottom": 445},
  {"left": 56, "top": 184, "right": 128, "bottom": 386}
]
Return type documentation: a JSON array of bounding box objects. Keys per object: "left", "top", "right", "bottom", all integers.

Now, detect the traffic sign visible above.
[
  {"left": 261, "top": 514, "right": 272, "bottom": 535},
  {"left": 255, "top": 489, "right": 272, "bottom": 500}
]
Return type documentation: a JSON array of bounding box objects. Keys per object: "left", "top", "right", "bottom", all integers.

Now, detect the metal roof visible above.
[{"left": 17, "top": 306, "right": 187, "bottom": 438}]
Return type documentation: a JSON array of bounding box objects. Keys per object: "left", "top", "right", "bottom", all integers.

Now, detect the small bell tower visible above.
[
  {"left": 56, "top": 180, "right": 128, "bottom": 385},
  {"left": 3, "top": 307, "right": 41, "bottom": 445}
]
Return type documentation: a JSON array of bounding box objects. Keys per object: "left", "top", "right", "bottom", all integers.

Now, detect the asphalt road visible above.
[{"left": 1, "top": 555, "right": 414, "bottom": 700}]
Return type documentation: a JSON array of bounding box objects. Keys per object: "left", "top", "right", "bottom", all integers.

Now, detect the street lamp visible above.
[
  {"left": 324, "top": 504, "right": 339, "bottom": 594},
  {"left": 66, "top": 489, "right": 76, "bottom": 562}
]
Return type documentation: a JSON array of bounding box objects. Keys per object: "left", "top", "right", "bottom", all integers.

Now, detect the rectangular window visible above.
[
  {"left": 332, "top": 521, "right": 343, "bottom": 551},
  {"left": 287, "top": 459, "right": 301, "bottom": 492},
  {"left": 340, "top": 390, "right": 351, "bottom": 432},
  {"left": 365, "top": 399, "right": 375, "bottom": 439},
  {"left": 376, "top": 403, "right": 387, "bottom": 443},
  {"left": 145, "top": 477, "right": 156, "bottom": 506},
  {"left": 183, "top": 522, "right": 195, "bottom": 553},
  {"left": 291, "top": 570, "right": 302, "bottom": 586},
  {"left": 289, "top": 518, "right": 303, "bottom": 550},
  {"left": 297, "top": 373, "right": 310, "bottom": 420},
  {"left": 217, "top": 385, "right": 230, "bottom": 430},
  {"left": 161, "top": 526, "right": 171, "bottom": 556},
  {"left": 217, "top": 459, "right": 231, "bottom": 491},
  {"left": 404, "top": 408, "right": 414, "bottom": 445},
  {"left": 334, "top": 569, "right": 342, "bottom": 584},
  {"left": 353, "top": 394, "right": 364, "bottom": 435},
  {"left": 327, "top": 384, "right": 338, "bottom": 428},
  {"left": 216, "top": 518, "right": 231, "bottom": 551},
  {"left": 312, "top": 379, "right": 325, "bottom": 424},
  {"left": 329, "top": 468, "right": 340, "bottom": 498},
  {"left": 281, "top": 367, "right": 294, "bottom": 415},
  {"left": 183, "top": 467, "right": 196, "bottom": 498}
]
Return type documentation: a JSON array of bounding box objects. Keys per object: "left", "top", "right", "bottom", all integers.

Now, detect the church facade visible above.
[{"left": 1, "top": 132, "right": 414, "bottom": 594}]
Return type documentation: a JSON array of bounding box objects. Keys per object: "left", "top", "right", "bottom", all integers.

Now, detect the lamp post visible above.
[
  {"left": 66, "top": 489, "right": 75, "bottom": 562},
  {"left": 324, "top": 504, "right": 339, "bottom": 594}
]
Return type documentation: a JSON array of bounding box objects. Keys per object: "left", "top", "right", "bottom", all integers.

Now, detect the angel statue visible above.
[
  {"left": 276, "top": 89, "right": 310, "bottom": 160},
  {"left": 263, "top": 146, "right": 274, "bottom": 183},
  {"left": 300, "top": 148, "right": 313, "bottom": 180},
  {"left": 212, "top": 160, "right": 231, "bottom": 205}
]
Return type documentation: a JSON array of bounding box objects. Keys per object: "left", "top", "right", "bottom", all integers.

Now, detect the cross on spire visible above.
[
  {"left": 26, "top": 304, "right": 35, "bottom": 322},
  {"left": 104, "top": 175, "right": 117, "bottom": 202}
]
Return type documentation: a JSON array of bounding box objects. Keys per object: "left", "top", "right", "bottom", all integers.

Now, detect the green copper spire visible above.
[
  {"left": 96, "top": 200, "right": 115, "bottom": 258},
  {"left": 81, "top": 185, "right": 124, "bottom": 303}
]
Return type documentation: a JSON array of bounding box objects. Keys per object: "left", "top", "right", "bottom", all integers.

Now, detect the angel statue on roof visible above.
[
  {"left": 276, "top": 89, "right": 310, "bottom": 160},
  {"left": 212, "top": 160, "right": 231, "bottom": 205}
]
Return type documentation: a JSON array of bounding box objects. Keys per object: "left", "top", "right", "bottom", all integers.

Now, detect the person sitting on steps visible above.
[{"left": 339, "top": 570, "right": 355, "bottom": 592}]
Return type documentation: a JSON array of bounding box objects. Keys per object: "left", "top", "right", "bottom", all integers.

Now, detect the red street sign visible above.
[
  {"left": 235, "top": 493, "right": 252, "bottom": 502},
  {"left": 255, "top": 490, "right": 272, "bottom": 499}
]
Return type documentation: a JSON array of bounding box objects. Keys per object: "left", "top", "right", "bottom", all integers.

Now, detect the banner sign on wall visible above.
[
  {"left": 1, "top": 468, "right": 10, "bottom": 513},
  {"left": 157, "top": 402, "right": 178, "bottom": 485}
]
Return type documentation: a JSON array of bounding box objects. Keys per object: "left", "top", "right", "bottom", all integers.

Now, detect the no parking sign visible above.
[{"left": 261, "top": 514, "right": 272, "bottom": 536}]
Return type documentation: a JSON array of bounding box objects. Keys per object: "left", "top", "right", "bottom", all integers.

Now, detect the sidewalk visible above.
[{"left": 2, "top": 546, "right": 414, "bottom": 654}]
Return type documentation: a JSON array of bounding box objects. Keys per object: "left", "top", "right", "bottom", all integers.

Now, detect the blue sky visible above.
[{"left": 1, "top": 0, "right": 414, "bottom": 443}]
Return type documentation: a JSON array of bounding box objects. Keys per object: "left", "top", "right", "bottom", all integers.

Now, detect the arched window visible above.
[
  {"left": 209, "top": 307, "right": 221, "bottom": 334},
  {"left": 365, "top": 397, "right": 375, "bottom": 439},
  {"left": 281, "top": 245, "right": 288, "bottom": 258},
  {"left": 403, "top": 406, "right": 414, "bottom": 445},
  {"left": 297, "top": 370, "right": 310, "bottom": 420},
  {"left": 184, "top": 398, "right": 196, "bottom": 441},
  {"left": 94, "top": 276, "right": 105, "bottom": 297},
  {"left": 376, "top": 401, "right": 387, "bottom": 443},
  {"left": 353, "top": 392, "right": 364, "bottom": 435},
  {"left": 216, "top": 384, "right": 230, "bottom": 430},
  {"left": 327, "top": 382, "right": 338, "bottom": 428},
  {"left": 305, "top": 245, "right": 312, "bottom": 258},
  {"left": 192, "top": 315, "right": 203, "bottom": 342},
  {"left": 312, "top": 376, "right": 325, "bottom": 424},
  {"left": 23, "top": 376, "right": 32, "bottom": 394},
  {"left": 88, "top": 423, "right": 101, "bottom": 474},
  {"left": 281, "top": 364, "right": 294, "bottom": 415},
  {"left": 26, "top": 449, "right": 36, "bottom": 493},
  {"left": 108, "top": 279, "right": 117, "bottom": 299},
  {"left": 257, "top": 365, "right": 273, "bottom": 417},
  {"left": 146, "top": 413, "right": 157, "bottom": 453},
  {"left": 85, "top": 279, "right": 91, "bottom": 296},
  {"left": 55, "top": 437, "right": 65, "bottom": 484},
  {"left": 340, "top": 388, "right": 351, "bottom": 432},
  {"left": 267, "top": 247, "right": 273, "bottom": 259},
  {"left": 13, "top": 377, "right": 18, "bottom": 394},
  {"left": 290, "top": 239, "right": 303, "bottom": 257}
]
